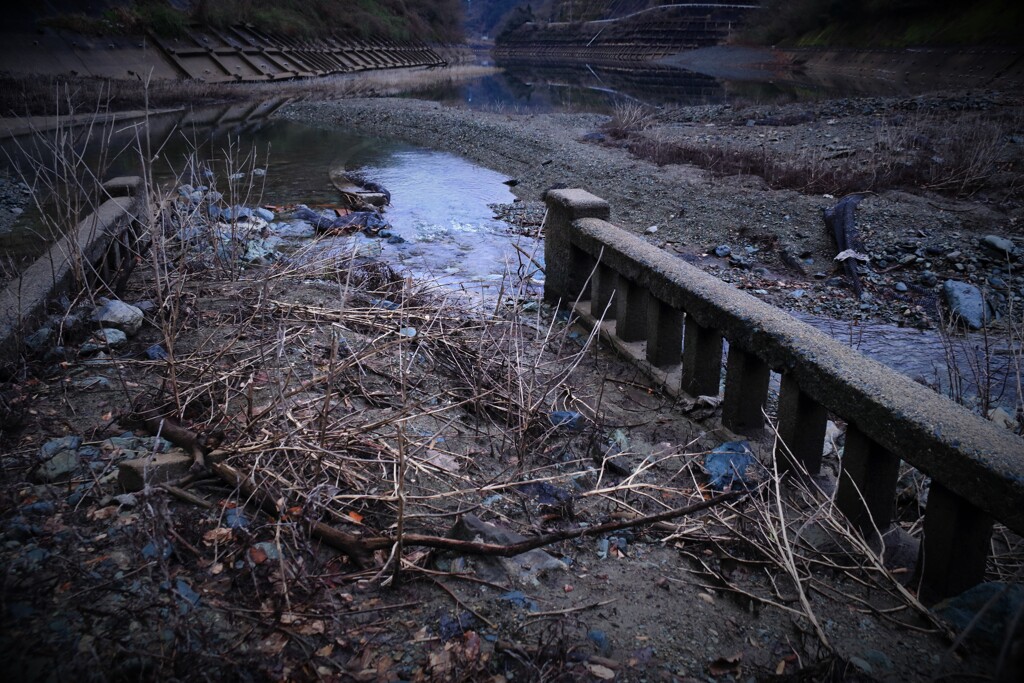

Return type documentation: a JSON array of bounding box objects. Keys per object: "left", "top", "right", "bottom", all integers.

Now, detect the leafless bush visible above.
[{"left": 602, "top": 100, "right": 653, "bottom": 139}]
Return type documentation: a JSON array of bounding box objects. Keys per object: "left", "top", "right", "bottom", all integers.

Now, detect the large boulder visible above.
[
  {"left": 942, "top": 280, "right": 992, "bottom": 329},
  {"left": 92, "top": 300, "right": 144, "bottom": 336}
]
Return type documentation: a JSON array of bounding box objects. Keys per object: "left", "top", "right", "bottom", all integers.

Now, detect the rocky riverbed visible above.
[{"left": 277, "top": 90, "right": 1024, "bottom": 333}]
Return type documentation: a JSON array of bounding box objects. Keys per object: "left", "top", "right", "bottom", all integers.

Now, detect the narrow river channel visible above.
[{"left": 1, "top": 72, "right": 1017, "bottom": 411}]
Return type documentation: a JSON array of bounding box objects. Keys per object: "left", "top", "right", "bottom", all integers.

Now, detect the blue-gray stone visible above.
[
  {"left": 894, "top": 281, "right": 908, "bottom": 292},
  {"left": 704, "top": 441, "right": 758, "bottom": 491},
  {"left": 95, "top": 328, "right": 128, "bottom": 348},
  {"left": 713, "top": 245, "right": 731, "bottom": 258},
  {"left": 145, "top": 344, "right": 169, "bottom": 360},
  {"left": 42, "top": 436, "right": 83, "bottom": 458},
  {"left": 20, "top": 501, "right": 55, "bottom": 516},
  {"left": 37, "top": 451, "right": 79, "bottom": 482},
  {"left": 943, "top": 280, "right": 992, "bottom": 329},
  {"left": 24, "top": 327, "right": 53, "bottom": 352},
  {"left": 934, "top": 582, "right": 1024, "bottom": 653},
  {"left": 273, "top": 220, "right": 315, "bottom": 239},
  {"left": 548, "top": 410, "right": 583, "bottom": 430},
  {"left": 174, "top": 579, "right": 201, "bottom": 614},
  {"left": 225, "top": 508, "right": 248, "bottom": 529},
  {"left": 225, "top": 205, "right": 253, "bottom": 221},
  {"left": 587, "top": 629, "right": 612, "bottom": 655},
  {"left": 981, "top": 235, "right": 1015, "bottom": 258}
]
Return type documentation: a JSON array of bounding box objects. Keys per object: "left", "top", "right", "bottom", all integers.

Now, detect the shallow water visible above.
[{"left": 1, "top": 102, "right": 1016, "bottom": 411}]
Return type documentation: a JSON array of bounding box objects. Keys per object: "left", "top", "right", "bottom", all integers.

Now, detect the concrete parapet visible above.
[
  {"left": 543, "top": 187, "right": 1024, "bottom": 601},
  {"left": 0, "top": 177, "right": 148, "bottom": 364}
]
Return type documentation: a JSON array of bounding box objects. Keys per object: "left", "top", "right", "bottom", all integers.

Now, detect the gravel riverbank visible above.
[{"left": 277, "top": 91, "right": 1024, "bottom": 332}]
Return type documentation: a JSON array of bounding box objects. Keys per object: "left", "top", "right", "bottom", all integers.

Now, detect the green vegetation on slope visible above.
[{"left": 739, "top": 0, "right": 1023, "bottom": 48}]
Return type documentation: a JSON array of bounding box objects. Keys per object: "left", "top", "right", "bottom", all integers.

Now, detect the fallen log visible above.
[{"left": 823, "top": 194, "right": 866, "bottom": 297}]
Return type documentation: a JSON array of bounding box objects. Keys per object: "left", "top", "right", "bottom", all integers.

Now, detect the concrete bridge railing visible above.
[
  {"left": 543, "top": 188, "right": 1024, "bottom": 602},
  {"left": 0, "top": 177, "right": 148, "bottom": 362}
]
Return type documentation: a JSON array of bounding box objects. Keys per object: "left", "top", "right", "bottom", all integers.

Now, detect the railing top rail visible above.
[{"left": 545, "top": 189, "right": 1024, "bottom": 534}]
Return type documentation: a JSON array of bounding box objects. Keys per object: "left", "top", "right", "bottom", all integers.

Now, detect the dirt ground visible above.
[{"left": 2, "top": 76, "right": 1024, "bottom": 682}]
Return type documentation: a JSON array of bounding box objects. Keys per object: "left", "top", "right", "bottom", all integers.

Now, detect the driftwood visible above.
[
  {"left": 138, "top": 416, "right": 742, "bottom": 567},
  {"left": 823, "top": 194, "right": 866, "bottom": 297}
]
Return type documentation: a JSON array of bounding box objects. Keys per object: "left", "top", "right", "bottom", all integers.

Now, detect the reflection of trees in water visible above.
[{"left": 494, "top": 61, "right": 729, "bottom": 108}]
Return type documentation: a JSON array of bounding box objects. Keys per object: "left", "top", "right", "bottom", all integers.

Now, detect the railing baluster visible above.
[
  {"left": 615, "top": 276, "right": 647, "bottom": 343},
  {"left": 569, "top": 245, "right": 594, "bottom": 303},
  {"left": 919, "top": 482, "right": 993, "bottom": 602},
  {"left": 592, "top": 262, "right": 617, "bottom": 320},
  {"left": 681, "top": 317, "right": 722, "bottom": 397},
  {"left": 775, "top": 374, "right": 828, "bottom": 476},
  {"left": 721, "top": 345, "right": 771, "bottom": 435},
  {"left": 835, "top": 425, "right": 900, "bottom": 536},
  {"left": 646, "top": 297, "right": 683, "bottom": 368}
]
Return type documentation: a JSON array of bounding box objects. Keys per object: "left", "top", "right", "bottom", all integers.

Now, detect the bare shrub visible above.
[{"left": 602, "top": 100, "right": 653, "bottom": 139}]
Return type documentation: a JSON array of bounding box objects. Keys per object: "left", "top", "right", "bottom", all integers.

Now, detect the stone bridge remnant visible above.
[{"left": 542, "top": 188, "right": 1024, "bottom": 603}]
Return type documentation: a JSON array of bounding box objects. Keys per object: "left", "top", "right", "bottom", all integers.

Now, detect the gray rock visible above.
[
  {"left": 934, "top": 582, "right": 1024, "bottom": 653},
  {"left": 41, "top": 436, "right": 83, "bottom": 458},
  {"left": 713, "top": 244, "right": 731, "bottom": 258},
  {"left": 24, "top": 326, "right": 53, "bottom": 353},
  {"left": 92, "top": 300, "right": 144, "bottom": 336},
  {"left": 943, "top": 280, "right": 992, "bottom": 329},
  {"left": 272, "top": 220, "right": 316, "bottom": 239},
  {"left": 225, "top": 205, "right": 252, "bottom": 221},
  {"left": 37, "top": 450, "right": 79, "bottom": 482},
  {"left": 95, "top": 328, "right": 128, "bottom": 348},
  {"left": 448, "top": 515, "right": 567, "bottom": 586},
  {"left": 981, "top": 235, "right": 1015, "bottom": 258},
  {"left": 894, "top": 281, "right": 908, "bottom": 292}
]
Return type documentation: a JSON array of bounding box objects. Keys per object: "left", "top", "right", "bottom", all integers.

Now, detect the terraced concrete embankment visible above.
[
  {"left": 0, "top": 25, "right": 445, "bottom": 82},
  {"left": 494, "top": 3, "right": 758, "bottom": 64}
]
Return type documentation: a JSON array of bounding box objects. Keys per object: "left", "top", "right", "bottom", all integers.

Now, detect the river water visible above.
[{"left": 0, "top": 62, "right": 1018, "bottom": 411}]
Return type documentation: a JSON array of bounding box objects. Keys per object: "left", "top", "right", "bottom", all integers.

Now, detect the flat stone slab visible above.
[{"left": 118, "top": 452, "right": 193, "bottom": 491}]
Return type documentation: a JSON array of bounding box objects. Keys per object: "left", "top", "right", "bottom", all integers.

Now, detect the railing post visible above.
[
  {"left": 615, "top": 276, "right": 647, "bottom": 342},
  {"left": 775, "top": 374, "right": 828, "bottom": 476},
  {"left": 646, "top": 298, "right": 683, "bottom": 368},
  {"left": 918, "top": 482, "right": 993, "bottom": 603},
  {"left": 542, "top": 189, "right": 610, "bottom": 305},
  {"left": 721, "top": 345, "right": 771, "bottom": 435},
  {"left": 592, "top": 262, "right": 617, "bottom": 320},
  {"left": 835, "top": 425, "right": 900, "bottom": 536},
  {"left": 681, "top": 317, "right": 722, "bottom": 397}
]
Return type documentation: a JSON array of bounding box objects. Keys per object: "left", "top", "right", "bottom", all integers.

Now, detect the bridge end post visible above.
[{"left": 542, "top": 189, "right": 609, "bottom": 305}]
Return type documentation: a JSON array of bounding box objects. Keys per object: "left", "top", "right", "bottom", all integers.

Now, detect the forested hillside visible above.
[
  {"left": 736, "top": 0, "right": 1021, "bottom": 47},
  {"left": 31, "top": 0, "right": 465, "bottom": 43}
]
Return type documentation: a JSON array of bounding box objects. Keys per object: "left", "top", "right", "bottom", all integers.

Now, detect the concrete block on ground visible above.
[{"left": 118, "top": 452, "right": 193, "bottom": 491}]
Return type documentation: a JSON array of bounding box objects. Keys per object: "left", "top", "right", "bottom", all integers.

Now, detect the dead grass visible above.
[{"left": 620, "top": 109, "right": 1016, "bottom": 198}]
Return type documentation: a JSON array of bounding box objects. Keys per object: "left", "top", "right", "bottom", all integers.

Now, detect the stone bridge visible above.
[
  {"left": 543, "top": 188, "right": 1024, "bottom": 603},
  {"left": 495, "top": 3, "right": 759, "bottom": 63}
]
